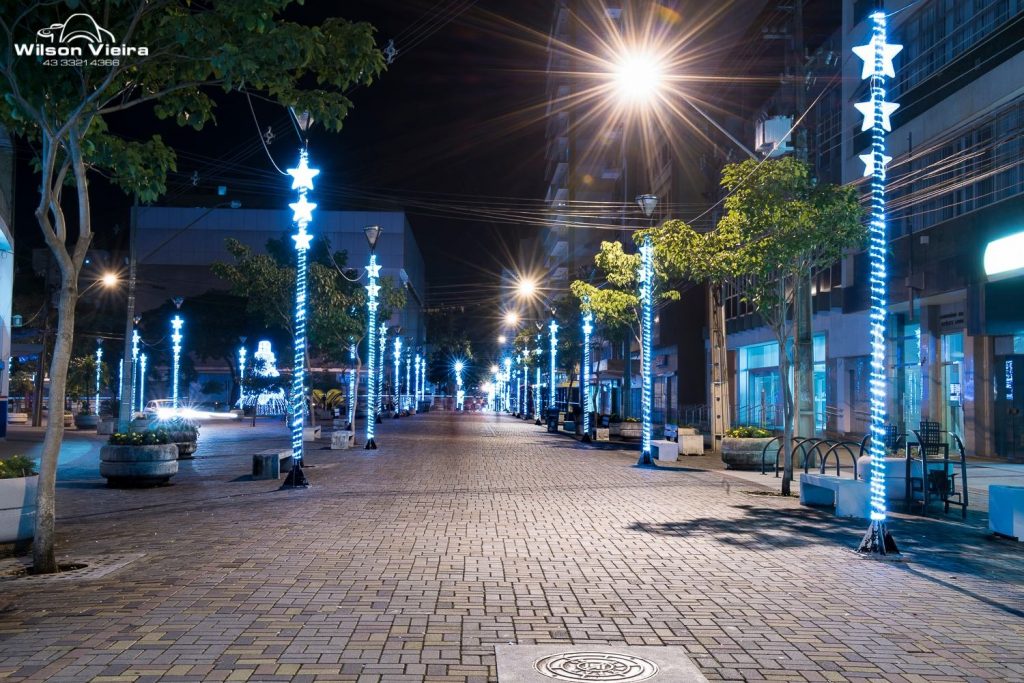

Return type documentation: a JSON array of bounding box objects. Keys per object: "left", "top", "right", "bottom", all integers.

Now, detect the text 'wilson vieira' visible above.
[{"left": 14, "top": 44, "right": 149, "bottom": 57}]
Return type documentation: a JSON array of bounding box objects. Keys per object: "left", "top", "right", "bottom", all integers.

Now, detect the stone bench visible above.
[
  {"left": 800, "top": 473, "right": 869, "bottom": 518},
  {"left": 252, "top": 449, "right": 292, "bottom": 480},
  {"left": 655, "top": 440, "right": 679, "bottom": 462},
  {"left": 331, "top": 431, "right": 352, "bottom": 450},
  {"left": 989, "top": 485, "right": 1024, "bottom": 541},
  {"left": 302, "top": 425, "right": 321, "bottom": 441},
  {"left": 678, "top": 434, "right": 704, "bottom": 456}
]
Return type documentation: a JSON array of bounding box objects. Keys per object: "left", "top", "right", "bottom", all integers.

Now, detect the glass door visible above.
[{"left": 943, "top": 333, "right": 965, "bottom": 438}]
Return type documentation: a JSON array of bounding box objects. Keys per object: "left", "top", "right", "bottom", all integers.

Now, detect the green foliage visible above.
[
  {"left": 623, "top": 416, "right": 640, "bottom": 423},
  {"left": 108, "top": 430, "right": 172, "bottom": 446},
  {"left": 311, "top": 388, "right": 345, "bottom": 410},
  {"left": 65, "top": 354, "right": 104, "bottom": 401},
  {"left": 725, "top": 426, "right": 772, "bottom": 438},
  {"left": 425, "top": 309, "right": 473, "bottom": 386},
  {"left": 153, "top": 417, "right": 199, "bottom": 442},
  {"left": 0, "top": 455, "right": 38, "bottom": 479}
]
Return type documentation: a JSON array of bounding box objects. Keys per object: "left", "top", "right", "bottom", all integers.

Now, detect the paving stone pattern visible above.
[{"left": 0, "top": 412, "right": 1022, "bottom": 682}]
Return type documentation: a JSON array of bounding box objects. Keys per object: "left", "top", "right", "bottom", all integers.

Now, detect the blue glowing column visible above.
[
  {"left": 549, "top": 321, "right": 558, "bottom": 412},
  {"left": 378, "top": 323, "right": 387, "bottom": 417},
  {"left": 170, "top": 315, "right": 183, "bottom": 409},
  {"left": 521, "top": 352, "right": 528, "bottom": 418},
  {"left": 454, "top": 360, "right": 465, "bottom": 410},
  {"left": 364, "top": 256, "right": 381, "bottom": 448},
  {"left": 284, "top": 147, "right": 319, "bottom": 486},
  {"left": 405, "top": 355, "right": 411, "bottom": 411},
  {"left": 535, "top": 364, "right": 541, "bottom": 422},
  {"left": 854, "top": 9, "right": 902, "bottom": 555},
  {"left": 414, "top": 353, "right": 422, "bottom": 410},
  {"left": 138, "top": 352, "right": 147, "bottom": 413},
  {"left": 129, "top": 330, "right": 140, "bottom": 415},
  {"left": 638, "top": 237, "right": 655, "bottom": 465},
  {"left": 238, "top": 345, "right": 247, "bottom": 410},
  {"left": 393, "top": 337, "right": 402, "bottom": 417},
  {"left": 581, "top": 305, "right": 593, "bottom": 442},
  {"left": 118, "top": 356, "right": 124, "bottom": 402},
  {"left": 94, "top": 341, "right": 103, "bottom": 415},
  {"left": 348, "top": 341, "right": 357, "bottom": 429},
  {"left": 504, "top": 358, "right": 512, "bottom": 412}
]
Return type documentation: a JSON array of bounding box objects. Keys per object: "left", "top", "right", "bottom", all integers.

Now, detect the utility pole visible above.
[
  {"left": 791, "top": 0, "right": 816, "bottom": 440},
  {"left": 117, "top": 205, "right": 138, "bottom": 431}
]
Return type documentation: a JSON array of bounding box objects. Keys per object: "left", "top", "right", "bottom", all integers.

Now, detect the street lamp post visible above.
[
  {"left": 129, "top": 327, "right": 140, "bottom": 418},
  {"left": 548, "top": 320, "right": 558, "bottom": 413},
  {"left": 581, "top": 301, "right": 593, "bottom": 443},
  {"left": 94, "top": 340, "right": 102, "bottom": 416},
  {"left": 137, "top": 352, "right": 147, "bottom": 414},
  {"left": 454, "top": 360, "right": 465, "bottom": 410},
  {"left": 282, "top": 138, "right": 319, "bottom": 489},
  {"left": 170, "top": 301, "right": 184, "bottom": 411},
  {"left": 393, "top": 337, "right": 402, "bottom": 418},
  {"left": 377, "top": 322, "right": 387, "bottom": 421},
  {"left": 347, "top": 340, "right": 357, "bottom": 431},
  {"left": 364, "top": 225, "right": 382, "bottom": 449},
  {"left": 503, "top": 357, "right": 512, "bottom": 413},
  {"left": 636, "top": 194, "right": 658, "bottom": 466},
  {"left": 238, "top": 343, "right": 247, "bottom": 413},
  {"left": 405, "top": 354, "right": 411, "bottom": 413}
]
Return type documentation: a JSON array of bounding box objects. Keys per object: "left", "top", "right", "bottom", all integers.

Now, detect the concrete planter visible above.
[
  {"left": 0, "top": 475, "right": 37, "bottom": 543},
  {"left": 564, "top": 420, "right": 577, "bottom": 433},
  {"left": 175, "top": 441, "right": 198, "bottom": 459},
  {"left": 619, "top": 423, "right": 642, "bottom": 440},
  {"left": 97, "top": 418, "right": 116, "bottom": 435},
  {"left": 609, "top": 422, "right": 622, "bottom": 437},
  {"left": 74, "top": 413, "right": 99, "bottom": 430},
  {"left": 678, "top": 427, "right": 699, "bottom": 436},
  {"left": 594, "top": 427, "right": 610, "bottom": 441},
  {"left": 721, "top": 437, "right": 776, "bottom": 470},
  {"left": 100, "top": 444, "right": 178, "bottom": 486},
  {"left": 130, "top": 417, "right": 154, "bottom": 431}
]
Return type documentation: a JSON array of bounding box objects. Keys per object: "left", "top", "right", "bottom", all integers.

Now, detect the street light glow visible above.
[
  {"left": 497, "top": 335, "right": 507, "bottom": 344},
  {"left": 101, "top": 272, "right": 119, "bottom": 288},
  {"left": 504, "top": 311, "right": 519, "bottom": 326},
  {"left": 613, "top": 51, "right": 662, "bottom": 101},
  {"left": 516, "top": 278, "right": 537, "bottom": 298}
]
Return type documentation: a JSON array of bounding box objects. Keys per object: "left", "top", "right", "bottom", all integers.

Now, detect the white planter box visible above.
[
  {"left": 303, "top": 425, "right": 322, "bottom": 442},
  {"left": 989, "top": 485, "right": 1024, "bottom": 540},
  {"left": 7, "top": 412, "right": 28, "bottom": 425},
  {"left": 655, "top": 440, "right": 678, "bottom": 462},
  {"left": 331, "top": 431, "right": 352, "bottom": 450},
  {"left": 0, "top": 475, "right": 37, "bottom": 543},
  {"left": 678, "top": 434, "right": 704, "bottom": 456},
  {"left": 97, "top": 419, "right": 117, "bottom": 435},
  {"left": 594, "top": 428, "right": 610, "bottom": 441}
]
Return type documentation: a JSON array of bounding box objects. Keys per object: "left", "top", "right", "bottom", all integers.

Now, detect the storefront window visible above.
[{"left": 737, "top": 335, "right": 825, "bottom": 431}]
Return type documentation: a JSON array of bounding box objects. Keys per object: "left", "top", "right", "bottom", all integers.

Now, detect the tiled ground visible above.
[{"left": 0, "top": 412, "right": 1021, "bottom": 682}]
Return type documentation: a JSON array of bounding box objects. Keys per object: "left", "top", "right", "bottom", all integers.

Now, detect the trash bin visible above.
[{"left": 546, "top": 408, "right": 559, "bottom": 433}]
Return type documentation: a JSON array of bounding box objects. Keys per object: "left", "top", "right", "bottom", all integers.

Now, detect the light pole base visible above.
[
  {"left": 636, "top": 450, "right": 655, "bottom": 467},
  {"left": 856, "top": 520, "right": 901, "bottom": 558},
  {"left": 375, "top": 413, "right": 382, "bottom": 424},
  {"left": 280, "top": 461, "right": 310, "bottom": 489},
  {"left": 364, "top": 438, "right": 377, "bottom": 450},
  {"left": 581, "top": 433, "right": 592, "bottom": 443},
  {"left": 534, "top": 418, "right": 542, "bottom": 425}
]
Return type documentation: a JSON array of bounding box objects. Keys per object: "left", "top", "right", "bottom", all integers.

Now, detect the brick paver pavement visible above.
[{"left": 0, "top": 412, "right": 1022, "bottom": 682}]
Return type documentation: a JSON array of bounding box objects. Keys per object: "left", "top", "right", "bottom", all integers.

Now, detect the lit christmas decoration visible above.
[
  {"left": 171, "top": 314, "right": 184, "bottom": 409},
  {"left": 549, "top": 320, "right": 558, "bottom": 409},
  {"left": 130, "top": 329, "right": 140, "bottom": 415},
  {"left": 393, "top": 337, "right": 402, "bottom": 417},
  {"left": 414, "top": 353, "right": 422, "bottom": 410},
  {"left": 454, "top": 360, "right": 465, "bottom": 410},
  {"left": 138, "top": 352, "right": 147, "bottom": 414},
  {"left": 348, "top": 341, "right": 357, "bottom": 430},
  {"left": 95, "top": 340, "right": 103, "bottom": 416},
  {"left": 405, "top": 355, "right": 411, "bottom": 411},
  {"left": 581, "top": 301, "right": 594, "bottom": 442},
  {"left": 638, "top": 237, "right": 655, "bottom": 465},
  {"left": 378, "top": 323, "right": 387, "bottom": 419},
  {"left": 504, "top": 357, "right": 512, "bottom": 412},
  {"left": 854, "top": 8, "right": 901, "bottom": 556},
  {"left": 365, "top": 255, "right": 381, "bottom": 448},
  {"left": 236, "top": 341, "right": 286, "bottom": 415},
  {"left": 238, "top": 345, "right": 247, "bottom": 409},
  {"left": 284, "top": 148, "right": 319, "bottom": 488}
]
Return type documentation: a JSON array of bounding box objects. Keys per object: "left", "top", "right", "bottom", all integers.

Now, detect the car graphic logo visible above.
[{"left": 36, "top": 13, "right": 116, "bottom": 44}]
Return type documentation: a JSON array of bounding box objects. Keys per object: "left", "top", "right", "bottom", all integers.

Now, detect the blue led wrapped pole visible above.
[
  {"left": 94, "top": 340, "right": 102, "bottom": 416},
  {"left": 853, "top": 8, "right": 901, "bottom": 555},
  {"left": 581, "top": 303, "right": 593, "bottom": 442},
  {"left": 365, "top": 254, "right": 381, "bottom": 448},
  {"left": 393, "top": 337, "right": 402, "bottom": 417},
  {"left": 170, "top": 314, "right": 183, "bottom": 410},
  {"left": 638, "top": 237, "right": 654, "bottom": 465},
  {"left": 549, "top": 320, "right": 558, "bottom": 410}
]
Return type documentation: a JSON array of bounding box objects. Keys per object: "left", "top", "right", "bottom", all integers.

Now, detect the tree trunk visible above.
[
  {"left": 33, "top": 275, "right": 79, "bottom": 573},
  {"left": 778, "top": 340, "right": 795, "bottom": 496},
  {"left": 621, "top": 337, "right": 632, "bottom": 418},
  {"left": 794, "top": 272, "right": 815, "bottom": 438}
]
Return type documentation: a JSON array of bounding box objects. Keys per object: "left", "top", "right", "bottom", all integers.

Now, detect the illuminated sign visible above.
[{"left": 984, "top": 231, "right": 1024, "bottom": 277}]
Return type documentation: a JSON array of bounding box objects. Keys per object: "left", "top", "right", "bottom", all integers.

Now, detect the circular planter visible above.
[
  {"left": 74, "top": 413, "right": 99, "bottom": 430},
  {"left": 0, "top": 474, "right": 38, "bottom": 543},
  {"left": 721, "top": 436, "right": 776, "bottom": 470},
  {"left": 175, "top": 441, "right": 198, "bottom": 459},
  {"left": 131, "top": 417, "right": 154, "bottom": 432},
  {"left": 99, "top": 444, "right": 178, "bottom": 486}
]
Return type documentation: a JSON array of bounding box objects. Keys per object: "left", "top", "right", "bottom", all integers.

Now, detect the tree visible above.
[
  {"left": 650, "top": 157, "right": 864, "bottom": 495},
  {"left": 570, "top": 239, "right": 680, "bottom": 419},
  {"left": 0, "top": 0, "right": 384, "bottom": 573},
  {"left": 424, "top": 309, "right": 473, "bottom": 393}
]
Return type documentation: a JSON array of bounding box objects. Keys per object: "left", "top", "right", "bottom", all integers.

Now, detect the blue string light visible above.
[
  {"left": 639, "top": 236, "right": 655, "bottom": 464},
  {"left": 286, "top": 148, "right": 318, "bottom": 479},
  {"left": 365, "top": 256, "right": 380, "bottom": 448},
  {"left": 348, "top": 341, "right": 357, "bottom": 429},
  {"left": 95, "top": 340, "right": 102, "bottom": 416},
  {"left": 171, "top": 315, "right": 183, "bottom": 410},
  {"left": 853, "top": 9, "right": 901, "bottom": 555},
  {"left": 549, "top": 320, "right": 558, "bottom": 410},
  {"left": 393, "top": 337, "right": 402, "bottom": 415},
  {"left": 378, "top": 323, "right": 387, "bottom": 417},
  {"left": 238, "top": 345, "right": 246, "bottom": 410},
  {"left": 138, "top": 352, "right": 147, "bottom": 414},
  {"left": 582, "top": 299, "right": 593, "bottom": 440},
  {"left": 130, "top": 329, "right": 139, "bottom": 416}
]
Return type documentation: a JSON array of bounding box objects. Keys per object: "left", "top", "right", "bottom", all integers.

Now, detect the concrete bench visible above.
[
  {"left": 252, "top": 449, "right": 292, "bottom": 480},
  {"left": 654, "top": 440, "right": 678, "bottom": 462},
  {"left": 678, "top": 434, "right": 704, "bottom": 455},
  {"left": 331, "top": 430, "right": 352, "bottom": 450},
  {"left": 800, "top": 473, "right": 869, "bottom": 518},
  {"left": 989, "top": 485, "right": 1024, "bottom": 541},
  {"left": 302, "top": 425, "right": 321, "bottom": 441}
]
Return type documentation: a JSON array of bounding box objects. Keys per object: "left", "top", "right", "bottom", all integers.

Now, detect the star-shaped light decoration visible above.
[
  {"left": 852, "top": 33, "right": 902, "bottom": 80},
  {"left": 366, "top": 262, "right": 382, "bottom": 278},
  {"left": 172, "top": 316, "right": 183, "bottom": 332},
  {"left": 854, "top": 99, "right": 900, "bottom": 132},
  {"left": 859, "top": 152, "right": 893, "bottom": 178},
  {"left": 366, "top": 282, "right": 381, "bottom": 298},
  {"left": 289, "top": 195, "right": 317, "bottom": 225},
  {"left": 292, "top": 228, "right": 313, "bottom": 251},
  {"left": 286, "top": 155, "right": 320, "bottom": 191}
]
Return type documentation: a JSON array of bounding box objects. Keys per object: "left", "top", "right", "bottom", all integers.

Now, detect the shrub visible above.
[
  {"left": 725, "top": 426, "right": 772, "bottom": 438},
  {"left": 108, "top": 429, "right": 172, "bottom": 446},
  {"left": 0, "top": 455, "right": 38, "bottom": 478},
  {"left": 609, "top": 414, "right": 622, "bottom": 422},
  {"left": 623, "top": 416, "right": 640, "bottom": 423},
  {"left": 154, "top": 417, "right": 199, "bottom": 442}
]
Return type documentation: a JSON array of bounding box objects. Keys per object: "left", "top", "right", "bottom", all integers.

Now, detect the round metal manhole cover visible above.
[{"left": 534, "top": 651, "right": 659, "bottom": 682}]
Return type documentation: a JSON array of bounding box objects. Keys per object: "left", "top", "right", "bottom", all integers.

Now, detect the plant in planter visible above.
[
  {"left": 619, "top": 416, "right": 642, "bottom": 439},
  {"left": 608, "top": 413, "right": 623, "bottom": 436},
  {"left": 100, "top": 429, "right": 179, "bottom": 486},
  {"left": 721, "top": 425, "right": 776, "bottom": 470},
  {"left": 154, "top": 417, "right": 201, "bottom": 459},
  {"left": 0, "top": 455, "right": 39, "bottom": 544}
]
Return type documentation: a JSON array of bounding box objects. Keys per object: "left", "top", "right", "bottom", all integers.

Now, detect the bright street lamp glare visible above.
[
  {"left": 504, "top": 311, "right": 519, "bottom": 326},
  {"left": 454, "top": 361, "right": 464, "bottom": 372},
  {"left": 498, "top": 335, "right": 507, "bottom": 344},
  {"left": 490, "top": 364, "right": 499, "bottom": 374},
  {"left": 516, "top": 278, "right": 537, "bottom": 298},
  {"left": 613, "top": 53, "right": 662, "bottom": 101},
  {"left": 101, "top": 272, "right": 119, "bottom": 287}
]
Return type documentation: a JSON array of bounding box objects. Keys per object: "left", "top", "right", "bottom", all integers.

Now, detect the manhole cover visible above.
[{"left": 534, "top": 652, "right": 659, "bottom": 682}]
